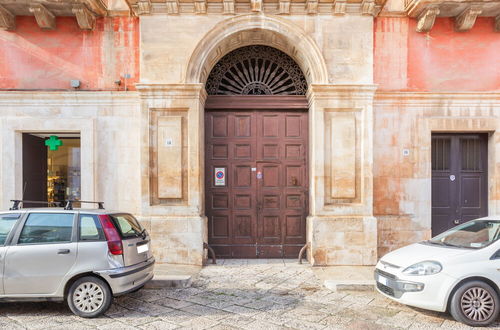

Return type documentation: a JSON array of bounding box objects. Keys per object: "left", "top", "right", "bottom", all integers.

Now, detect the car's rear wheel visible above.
[
  {"left": 67, "top": 276, "right": 113, "bottom": 318},
  {"left": 450, "top": 280, "right": 499, "bottom": 327}
]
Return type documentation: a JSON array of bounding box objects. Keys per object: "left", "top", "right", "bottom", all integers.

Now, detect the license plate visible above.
[
  {"left": 137, "top": 244, "right": 149, "bottom": 254},
  {"left": 377, "top": 274, "right": 388, "bottom": 286}
]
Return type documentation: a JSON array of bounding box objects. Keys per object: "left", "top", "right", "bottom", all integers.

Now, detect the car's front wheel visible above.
[
  {"left": 450, "top": 280, "right": 499, "bottom": 327},
  {"left": 67, "top": 276, "right": 113, "bottom": 318}
]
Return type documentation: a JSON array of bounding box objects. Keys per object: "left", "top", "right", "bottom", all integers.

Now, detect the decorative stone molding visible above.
[
  {"left": 185, "top": 15, "right": 329, "bottom": 85},
  {"left": 251, "top": 0, "right": 262, "bottom": 12},
  {"left": 0, "top": 4, "right": 14, "bottom": 30},
  {"left": 166, "top": 0, "right": 180, "bottom": 14},
  {"left": 455, "top": 6, "right": 482, "bottom": 32},
  {"left": 0, "top": 0, "right": 108, "bottom": 29},
  {"left": 223, "top": 0, "right": 235, "bottom": 14},
  {"left": 405, "top": 0, "right": 500, "bottom": 32},
  {"left": 279, "top": 0, "right": 291, "bottom": 15},
  {"left": 333, "top": 0, "right": 347, "bottom": 15},
  {"left": 29, "top": 4, "right": 56, "bottom": 30},
  {"left": 361, "top": 0, "right": 376, "bottom": 15},
  {"left": 123, "top": 0, "right": 387, "bottom": 16},
  {"left": 195, "top": 0, "right": 207, "bottom": 14},
  {"left": 306, "top": 0, "right": 319, "bottom": 14},
  {"left": 72, "top": 4, "right": 97, "bottom": 30},
  {"left": 132, "top": 0, "right": 152, "bottom": 15},
  {"left": 416, "top": 6, "right": 439, "bottom": 32}
]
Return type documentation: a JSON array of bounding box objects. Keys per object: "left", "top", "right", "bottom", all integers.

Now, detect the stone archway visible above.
[{"left": 185, "top": 14, "right": 329, "bottom": 86}]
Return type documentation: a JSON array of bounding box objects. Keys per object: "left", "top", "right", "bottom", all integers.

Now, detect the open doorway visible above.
[{"left": 22, "top": 133, "right": 81, "bottom": 207}]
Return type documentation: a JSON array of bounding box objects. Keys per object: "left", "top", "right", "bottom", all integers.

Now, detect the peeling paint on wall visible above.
[
  {"left": 0, "top": 16, "right": 139, "bottom": 90},
  {"left": 375, "top": 17, "right": 500, "bottom": 92}
]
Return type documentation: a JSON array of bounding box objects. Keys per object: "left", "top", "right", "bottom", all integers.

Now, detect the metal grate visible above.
[
  {"left": 461, "top": 138, "right": 481, "bottom": 171},
  {"left": 377, "top": 282, "right": 395, "bottom": 297},
  {"left": 206, "top": 45, "right": 308, "bottom": 96},
  {"left": 432, "top": 138, "right": 451, "bottom": 171}
]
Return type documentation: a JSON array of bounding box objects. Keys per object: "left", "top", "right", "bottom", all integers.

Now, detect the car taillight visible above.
[{"left": 98, "top": 215, "right": 123, "bottom": 255}]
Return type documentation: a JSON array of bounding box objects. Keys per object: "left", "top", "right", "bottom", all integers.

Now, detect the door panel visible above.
[
  {"left": 432, "top": 134, "right": 488, "bottom": 236},
  {"left": 206, "top": 110, "right": 308, "bottom": 258},
  {"left": 4, "top": 212, "right": 77, "bottom": 295},
  {"left": 22, "top": 134, "right": 47, "bottom": 206}
]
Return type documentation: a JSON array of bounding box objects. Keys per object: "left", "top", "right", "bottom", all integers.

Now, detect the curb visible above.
[{"left": 145, "top": 275, "right": 193, "bottom": 289}]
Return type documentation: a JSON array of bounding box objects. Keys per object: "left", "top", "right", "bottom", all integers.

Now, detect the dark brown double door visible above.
[
  {"left": 205, "top": 107, "right": 308, "bottom": 258},
  {"left": 432, "top": 134, "right": 488, "bottom": 236}
]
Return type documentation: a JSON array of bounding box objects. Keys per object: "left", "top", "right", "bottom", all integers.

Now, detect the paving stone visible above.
[{"left": 0, "top": 259, "right": 491, "bottom": 329}]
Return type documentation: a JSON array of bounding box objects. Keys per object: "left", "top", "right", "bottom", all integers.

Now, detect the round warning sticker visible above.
[{"left": 215, "top": 168, "right": 225, "bottom": 186}]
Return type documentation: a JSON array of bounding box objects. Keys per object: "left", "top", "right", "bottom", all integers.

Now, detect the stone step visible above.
[
  {"left": 324, "top": 279, "right": 375, "bottom": 291},
  {"left": 145, "top": 274, "right": 193, "bottom": 289}
]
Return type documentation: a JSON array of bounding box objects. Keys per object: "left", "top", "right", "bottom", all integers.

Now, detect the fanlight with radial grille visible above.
[{"left": 206, "top": 45, "right": 308, "bottom": 95}]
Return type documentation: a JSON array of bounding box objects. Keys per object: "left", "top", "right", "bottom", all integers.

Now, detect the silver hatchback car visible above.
[{"left": 0, "top": 201, "right": 154, "bottom": 318}]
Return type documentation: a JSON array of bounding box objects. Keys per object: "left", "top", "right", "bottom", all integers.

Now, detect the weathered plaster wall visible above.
[
  {"left": 141, "top": 14, "right": 373, "bottom": 85},
  {"left": 0, "top": 16, "right": 139, "bottom": 90},
  {"left": 374, "top": 93, "right": 500, "bottom": 257},
  {"left": 374, "top": 17, "right": 500, "bottom": 91}
]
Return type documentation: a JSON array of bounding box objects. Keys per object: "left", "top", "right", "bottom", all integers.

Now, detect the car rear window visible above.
[
  {"left": 109, "top": 214, "right": 143, "bottom": 239},
  {"left": 79, "top": 214, "right": 105, "bottom": 241},
  {"left": 0, "top": 213, "right": 20, "bottom": 245}
]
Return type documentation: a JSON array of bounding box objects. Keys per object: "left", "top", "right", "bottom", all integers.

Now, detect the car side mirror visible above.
[{"left": 490, "top": 249, "right": 500, "bottom": 260}]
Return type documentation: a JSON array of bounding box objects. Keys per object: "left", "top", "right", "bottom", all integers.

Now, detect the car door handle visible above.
[{"left": 57, "top": 249, "right": 70, "bottom": 254}]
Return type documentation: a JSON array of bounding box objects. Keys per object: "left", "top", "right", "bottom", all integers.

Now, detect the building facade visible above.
[{"left": 0, "top": 0, "right": 499, "bottom": 265}]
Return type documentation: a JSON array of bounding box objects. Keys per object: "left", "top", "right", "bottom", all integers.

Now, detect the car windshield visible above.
[{"left": 429, "top": 220, "right": 500, "bottom": 249}]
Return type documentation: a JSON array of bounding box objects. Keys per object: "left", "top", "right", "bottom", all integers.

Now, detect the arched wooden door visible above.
[{"left": 204, "top": 46, "right": 309, "bottom": 258}]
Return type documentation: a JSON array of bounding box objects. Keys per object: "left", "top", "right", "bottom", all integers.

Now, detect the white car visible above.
[{"left": 375, "top": 217, "right": 500, "bottom": 327}]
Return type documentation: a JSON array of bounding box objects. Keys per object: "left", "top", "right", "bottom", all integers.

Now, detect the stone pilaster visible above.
[
  {"left": 306, "top": 84, "right": 377, "bottom": 266},
  {"left": 136, "top": 83, "right": 207, "bottom": 265}
]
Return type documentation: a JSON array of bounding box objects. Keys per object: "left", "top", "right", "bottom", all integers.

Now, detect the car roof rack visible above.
[
  {"left": 64, "top": 200, "right": 105, "bottom": 210},
  {"left": 10, "top": 200, "right": 63, "bottom": 210},
  {"left": 10, "top": 199, "right": 104, "bottom": 211}
]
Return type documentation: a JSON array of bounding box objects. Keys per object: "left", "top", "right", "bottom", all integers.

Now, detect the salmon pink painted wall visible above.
[
  {"left": 374, "top": 17, "right": 500, "bottom": 91},
  {"left": 0, "top": 16, "right": 139, "bottom": 90}
]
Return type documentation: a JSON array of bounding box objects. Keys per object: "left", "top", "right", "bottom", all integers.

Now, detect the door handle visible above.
[{"left": 57, "top": 249, "right": 70, "bottom": 254}]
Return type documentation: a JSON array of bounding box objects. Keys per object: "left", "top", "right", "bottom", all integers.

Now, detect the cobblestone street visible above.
[{"left": 0, "top": 260, "right": 498, "bottom": 329}]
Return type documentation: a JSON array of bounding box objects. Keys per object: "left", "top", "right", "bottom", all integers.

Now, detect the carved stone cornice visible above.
[
  {"left": 223, "top": 0, "right": 235, "bottom": 14},
  {"left": 124, "top": 0, "right": 387, "bottom": 16},
  {"left": 166, "top": 0, "right": 180, "bottom": 14},
  {"left": 0, "top": 4, "right": 15, "bottom": 30},
  {"left": 279, "top": 0, "right": 291, "bottom": 15},
  {"left": 29, "top": 4, "right": 55, "bottom": 30},
  {"left": 361, "top": 0, "right": 377, "bottom": 16},
  {"left": 455, "top": 6, "right": 482, "bottom": 31},
  {"left": 416, "top": 6, "right": 439, "bottom": 32},
  {"left": 0, "top": 0, "right": 108, "bottom": 30},
  {"left": 72, "top": 4, "right": 97, "bottom": 30},
  {"left": 404, "top": 0, "right": 500, "bottom": 32},
  {"left": 333, "top": 0, "right": 347, "bottom": 15},
  {"left": 306, "top": 0, "right": 319, "bottom": 14},
  {"left": 131, "top": 0, "right": 152, "bottom": 15},
  {"left": 195, "top": 0, "right": 207, "bottom": 14},
  {"left": 251, "top": 0, "right": 262, "bottom": 12}
]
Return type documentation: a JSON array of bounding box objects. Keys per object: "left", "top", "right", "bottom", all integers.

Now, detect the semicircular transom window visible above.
[{"left": 206, "top": 45, "right": 308, "bottom": 95}]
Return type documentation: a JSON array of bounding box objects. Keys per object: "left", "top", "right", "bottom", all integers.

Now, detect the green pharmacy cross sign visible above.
[{"left": 45, "top": 135, "right": 63, "bottom": 151}]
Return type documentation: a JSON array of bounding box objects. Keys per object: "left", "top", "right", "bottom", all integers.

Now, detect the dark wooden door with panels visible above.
[
  {"left": 431, "top": 134, "right": 488, "bottom": 236},
  {"left": 204, "top": 97, "right": 308, "bottom": 258}
]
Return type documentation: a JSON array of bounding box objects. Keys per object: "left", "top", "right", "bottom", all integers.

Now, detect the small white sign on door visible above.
[{"left": 214, "top": 168, "right": 225, "bottom": 186}]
